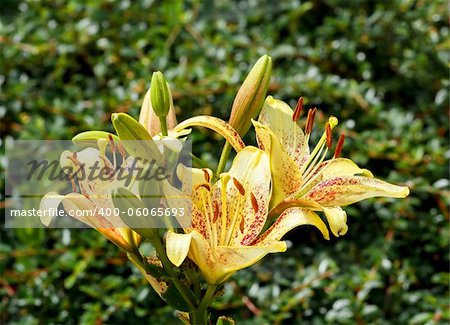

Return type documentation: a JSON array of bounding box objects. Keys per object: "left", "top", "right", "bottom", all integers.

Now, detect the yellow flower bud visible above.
[{"left": 228, "top": 55, "right": 272, "bottom": 137}]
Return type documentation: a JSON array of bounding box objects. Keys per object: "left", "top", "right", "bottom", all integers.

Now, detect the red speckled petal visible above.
[
  {"left": 173, "top": 116, "right": 245, "bottom": 152},
  {"left": 258, "top": 96, "right": 309, "bottom": 165},
  {"left": 305, "top": 176, "right": 410, "bottom": 206},
  {"left": 213, "top": 147, "right": 271, "bottom": 246},
  {"left": 253, "top": 120, "right": 303, "bottom": 208}
]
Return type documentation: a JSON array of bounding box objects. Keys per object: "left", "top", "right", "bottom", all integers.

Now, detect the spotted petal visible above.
[
  {"left": 256, "top": 207, "right": 330, "bottom": 243},
  {"left": 173, "top": 116, "right": 245, "bottom": 152},
  {"left": 253, "top": 120, "right": 302, "bottom": 208},
  {"left": 166, "top": 230, "right": 286, "bottom": 284},
  {"left": 214, "top": 146, "right": 271, "bottom": 246},
  {"left": 306, "top": 176, "right": 410, "bottom": 206},
  {"left": 258, "top": 96, "right": 309, "bottom": 163}
]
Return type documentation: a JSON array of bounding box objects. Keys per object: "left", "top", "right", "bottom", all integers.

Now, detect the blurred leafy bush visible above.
[{"left": 1, "top": 0, "right": 448, "bottom": 324}]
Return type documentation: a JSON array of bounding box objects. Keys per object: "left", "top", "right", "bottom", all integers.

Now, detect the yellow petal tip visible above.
[{"left": 401, "top": 186, "right": 410, "bottom": 198}]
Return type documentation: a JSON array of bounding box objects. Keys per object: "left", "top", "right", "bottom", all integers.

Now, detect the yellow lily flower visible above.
[
  {"left": 39, "top": 144, "right": 142, "bottom": 252},
  {"left": 253, "top": 96, "right": 410, "bottom": 238},
  {"left": 163, "top": 146, "right": 325, "bottom": 285}
]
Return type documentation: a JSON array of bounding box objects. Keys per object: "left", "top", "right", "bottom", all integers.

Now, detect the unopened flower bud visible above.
[
  {"left": 139, "top": 85, "right": 177, "bottom": 136},
  {"left": 229, "top": 55, "right": 272, "bottom": 137},
  {"left": 150, "top": 71, "right": 171, "bottom": 118}
]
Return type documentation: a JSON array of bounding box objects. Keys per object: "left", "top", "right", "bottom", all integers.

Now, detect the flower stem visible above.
[
  {"left": 216, "top": 141, "right": 232, "bottom": 177},
  {"left": 151, "top": 235, "right": 198, "bottom": 310},
  {"left": 190, "top": 285, "right": 217, "bottom": 325},
  {"left": 159, "top": 116, "right": 168, "bottom": 136}
]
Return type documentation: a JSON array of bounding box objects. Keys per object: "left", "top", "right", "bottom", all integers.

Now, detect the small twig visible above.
[{"left": 230, "top": 281, "right": 261, "bottom": 316}]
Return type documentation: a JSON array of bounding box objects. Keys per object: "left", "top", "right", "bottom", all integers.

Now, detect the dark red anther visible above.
[
  {"left": 203, "top": 169, "right": 211, "bottom": 183},
  {"left": 334, "top": 134, "right": 345, "bottom": 158},
  {"left": 232, "top": 177, "right": 246, "bottom": 196},
  {"left": 117, "top": 141, "right": 127, "bottom": 158},
  {"left": 239, "top": 215, "right": 245, "bottom": 233},
  {"left": 198, "top": 183, "right": 211, "bottom": 191},
  {"left": 292, "top": 97, "right": 304, "bottom": 122},
  {"left": 250, "top": 192, "right": 259, "bottom": 213},
  {"left": 108, "top": 134, "right": 116, "bottom": 153},
  {"left": 325, "top": 123, "right": 333, "bottom": 149},
  {"left": 305, "top": 107, "right": 317, "bottom": 134},
  {"left": 213, "top": 200, "right": 219, "bottom": 223}
]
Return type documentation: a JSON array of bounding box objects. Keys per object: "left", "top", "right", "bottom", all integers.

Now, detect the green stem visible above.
[
  {"left": 216, "top": 141, "right": 232, "bottom": 177},
  {"left": 159, "top": 116, "right": 168, "bottom": 136},
  {"left": 151, "top": 235, "right": 198, "bottom": 310},
  {"left": 191, "top": 285, "right": 217, "bottom": 325}
]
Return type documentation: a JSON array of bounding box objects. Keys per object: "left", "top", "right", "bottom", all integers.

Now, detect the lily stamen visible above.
[
  {"left": 325, "top": 123, "right": 333, "bottom": 149},
  {"left": 232, "top": 177, "right": 246, "bottom": 196},
  {"left": 224, "top": 178, "right": 246, "bottom": 245},
  {"left": 108, "top": 134, "right": 117, "bottom": 167},
  {"left": 206, "top": 192, "right": 218, "bottom": 248},
  {"left": 250, "top": 192, "right": 258, "bottom": 213},
  {"left": 334, "top": 134, "right": 345, "bottom": 158},
  {"left": 300, "top": 116, "right": 338, "bottom": 175},
  {"left": 117, "top": 141, "right": 127, "bottom": 159},
  {"left": 219, "top": 175, "right": 230, "bottom": 246},
  {"left": 200, "top": 189, "right": 215, "bottom": 247},
  {"left": 292, "top": 97, "right": 304, "bottom": 122},
  {"left": 305, "top": 107, "right": 317, "bottom": 135}
]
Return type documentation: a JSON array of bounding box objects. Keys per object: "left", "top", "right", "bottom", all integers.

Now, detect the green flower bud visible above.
[
  {"left": 229, "top": 55, "right": 272, "bottom": 137},
  {"left": 139, "top": 85, "right": 177, "bottom": 136},
  {"left": 111, "top": 113, "right": 162, "bottom": 165},
  {"left": 150, "top": 71, "right": 171, "bottom": 118},
  {"left": 72, "top": 131, "right": 119, "bottom": 145}
]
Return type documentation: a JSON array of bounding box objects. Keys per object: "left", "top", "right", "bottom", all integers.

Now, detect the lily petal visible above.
[
  {"left": 215, "top": 146, "right": 271, "bottom": 245},
  {"left": 321, "top": 206, "right": 348, "bottom": 237},
  {"left": 161, "top": 180, "right": 193, "bottom": 229},
  {"left": 61, "top": 193, "right": 132, "bottom": 250},
  {"left": 258, "top": 96, "right": 309, "bottom": 163},
  {"left": 208, "top": 242, "right": 286, "bottom": 284},
  {"left": 173, "top": 116, "right": 245, "bottom": 152},
  {"left": 306, "top": 176, "right": 410, "bottom": 206},
  {"left": 253, "top": 121, "right": 302, "bottom": 208},
  {"left": 256, "top": 207, "right": 330, "bottom": 243},
  {"left": 176, "top": 164, "right": 213, "bottom": 194},
  {"left": 166, "top": 231, "right": 193, "bottom": 267},
  {"left": 183, "top": 230, "right": 286, "bottom": 284},
  {"left": 315, "top": 158, "right": 374, "bottom": 179},
  {"left": 39, "top": 192, "right": 64, "bottom": 226}
]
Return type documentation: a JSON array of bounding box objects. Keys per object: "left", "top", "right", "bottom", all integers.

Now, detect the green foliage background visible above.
[{"left": 1, "top": 0, "right": 448, "bottom": 324}]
